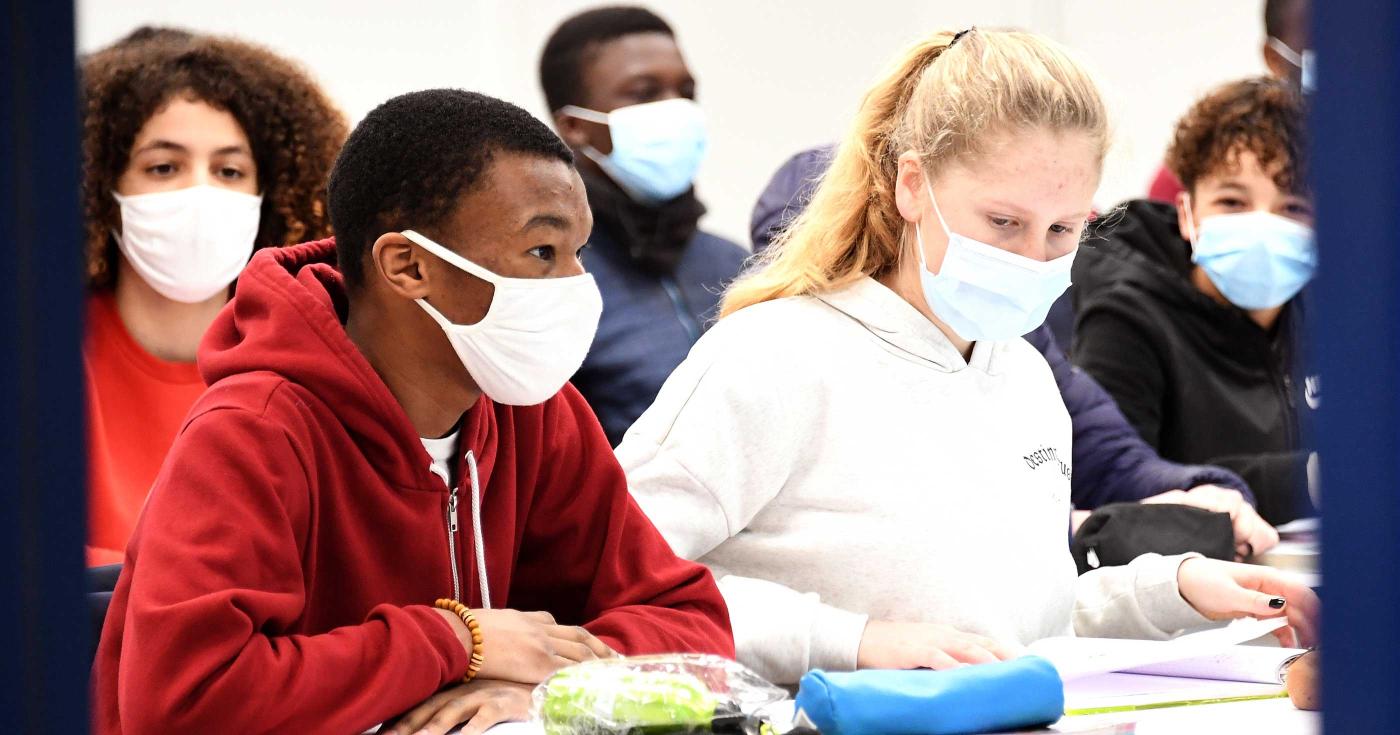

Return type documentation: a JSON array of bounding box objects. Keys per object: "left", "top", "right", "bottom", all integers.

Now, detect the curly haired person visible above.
[
  {"left": 80, "top": 27, "right": 348, "bottom": 564},
  {"left": 1074, "top": 77, "right": 1317, "bottom": 525}
]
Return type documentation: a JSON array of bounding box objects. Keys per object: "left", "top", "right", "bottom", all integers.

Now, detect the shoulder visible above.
[{"left": 689, "top": 229, "right": 749, "bottom": 266}]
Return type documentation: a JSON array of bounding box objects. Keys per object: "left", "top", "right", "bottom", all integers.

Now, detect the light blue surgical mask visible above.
[
  {"left": 561, "top": 98, "right": 707, "bottom": 204},
  {"left": 1268, "top": 37, "right": 1315, "bottom": 94},
  {"left": 915, "top": 185, "right": 1076, "bottom": 342},
  {"left": 1184, "top": 200, "right": 1317, "bottom": 310}
]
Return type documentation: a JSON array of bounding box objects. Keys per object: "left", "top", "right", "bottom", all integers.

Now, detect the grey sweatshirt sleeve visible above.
[
  {"left": 716, "top": 573, "right": 868, "bottom": 684},
  {"left": 619, "top": 326, "right": 865, "bottom": 682},
  {"left": 1073, "top": 553, "right": 1215, "bottom": 639}
]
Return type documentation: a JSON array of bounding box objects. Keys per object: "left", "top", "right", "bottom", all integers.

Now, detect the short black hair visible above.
[
  {"left": 539, "top": 6, "right": 674, "bottom": 112},
  {"left": 1264, "top": 0, "right": 1308, "bottom": 41},
  {"left": 328, "top": 89, "right": 573, "bottom": 288}
]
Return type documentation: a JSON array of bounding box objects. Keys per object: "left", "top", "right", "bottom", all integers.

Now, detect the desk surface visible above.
[{"left": 1053, "top": 697, "right": 1316, "bottom": 734}]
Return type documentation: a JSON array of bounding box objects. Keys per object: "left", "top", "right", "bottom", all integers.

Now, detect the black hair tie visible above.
[{"left": 950, "top": 27, "right": 974, "bottom": 48}]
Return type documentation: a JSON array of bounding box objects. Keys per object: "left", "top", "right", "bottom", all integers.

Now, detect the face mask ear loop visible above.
[
  {"left": 1267, "top": 36, "right": 1305, "bottom": 68},
  {"left": 557, "top": 105, "right": 611, "bottom": 126}
]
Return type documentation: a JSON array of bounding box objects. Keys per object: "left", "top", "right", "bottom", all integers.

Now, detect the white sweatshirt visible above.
[{"left": 618, "top": 277, "right": 1211, "bottom": 684}]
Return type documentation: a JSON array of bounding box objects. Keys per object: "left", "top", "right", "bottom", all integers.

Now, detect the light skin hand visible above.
[
  {"left": 858, "top": 620, "right": 1025, "bottom": 671},
  {"left": 1143, "top": 485, "right": 1279, "bottom": 559},
  {"left": 1176, "top": 557, "right": 1319, "bottom": 647}
]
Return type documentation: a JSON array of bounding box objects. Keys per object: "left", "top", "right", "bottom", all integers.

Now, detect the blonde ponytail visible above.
[{"left": 721, "top": 28, "right": 1108, "bottom": 317}]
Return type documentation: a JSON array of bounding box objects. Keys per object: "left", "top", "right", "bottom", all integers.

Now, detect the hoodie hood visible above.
[
  {"left": 1074, "top": 199, "right": 1297, "bottom": 361},
  {"left": 197, "top": 237, "right": 497, "bottom": 492}
]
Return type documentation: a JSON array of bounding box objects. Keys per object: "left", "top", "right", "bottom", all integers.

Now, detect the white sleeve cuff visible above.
[{"left": 1133, "top": 552, "right": 1215, "bottom": 637}]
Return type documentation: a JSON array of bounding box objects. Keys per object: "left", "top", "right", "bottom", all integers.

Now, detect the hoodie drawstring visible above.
[{"left": 465, "top": 450, "right": 491, "bottom": 609}]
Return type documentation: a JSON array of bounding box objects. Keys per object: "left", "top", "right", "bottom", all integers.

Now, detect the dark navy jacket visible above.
[
  {"left": 751, "top": 146, "right": 1251, "bottom": 508},
  {"left": 574, "top": 224, "right": 748, "bottom": 446}
]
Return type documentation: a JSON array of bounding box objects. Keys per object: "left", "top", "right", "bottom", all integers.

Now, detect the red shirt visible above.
[
  {"left": 93, "top": 238, "right": 733, "bottom": 734},
  {"left": 1148, "top": 164, "right": 1185, "bottom": 204},
  {"left": 84, "top": 292, "right": 207, "bottom": 566}
]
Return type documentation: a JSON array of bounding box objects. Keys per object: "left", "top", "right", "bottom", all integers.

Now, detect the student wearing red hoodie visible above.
[{"left": 93, "top": 88, "right": 733, "bottom": 735}]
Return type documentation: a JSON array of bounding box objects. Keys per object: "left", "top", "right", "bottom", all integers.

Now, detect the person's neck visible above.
[
  {"left": 113, "top": 257, "right": 228, "bottom": 362},
  {"left": 1190, "top": 266, "right": 1283, "bottom": 331},
  {"left": 877, "top": 256, "right": 974, "bottom": 362},
  {"left": 344, "top": 297, "right": 479, "bottom": 439}
]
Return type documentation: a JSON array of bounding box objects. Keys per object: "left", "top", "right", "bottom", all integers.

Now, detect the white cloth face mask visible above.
[
  {"left": 402, "top": 229, "right": 603, "bottom": 406},
  {"left": 112, "top": 185, "right": 262, "bottom": 303}
]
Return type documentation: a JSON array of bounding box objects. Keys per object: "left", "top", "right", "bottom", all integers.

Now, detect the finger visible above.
[
  {"left": 946, "top": 642, "right": 1001, "bottom": 665},
  {"left": 390, "top": 690, "right": 461, "bottom": 735},
  {"left": 550, "top": 655, "right": 577, "bottom": 673},
  {"left": 458, "top": 700, "right": 527, "bottom": 735},
  {"left": 1271, "top": 625, "right": 1299, "bottom": 649},
  {"left": 546, "top": 637, "right": 600, "bottom": 664},
  {"left": 570, "top": 627, "right": 618, "bottom": 659},
  {"left": 523, "top": 610, "right": 557, "bottom": 625},
  {"left": 419, "top": 693, "right": 481, "bottom": 735},
  {"left": 920, "top": 648, "right": 964, "bottom": 671},
  {"left": 976, "top": 636, "right": 1026, "bottom": 661}
]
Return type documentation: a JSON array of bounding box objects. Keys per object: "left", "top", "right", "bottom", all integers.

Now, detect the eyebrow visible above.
[
  {"left": 521, "top": 213, "right": 571, "bottom": 232},
  {"left": 132, "top": 140, "right": 251, "bottom": 157},
  {"left": 985, "top": 200, "right": 1091, "bottom": 222},
  {"left": 1208, "top": 180, "right": 1249, "bottom": 192}
]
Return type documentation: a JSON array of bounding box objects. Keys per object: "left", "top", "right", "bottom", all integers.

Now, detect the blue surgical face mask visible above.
[
  {"left": 915, "top": 184, "right": 1076, "bottom": 342},
  {"left": 1184, "top": 199, "right": 1317, "bottom": 310},
  {"left": 1267, "top": 37, "right": 1315, "bottom": 94},
  {"left": 560, "top": 98, "right": 707, "bottom": 204}
]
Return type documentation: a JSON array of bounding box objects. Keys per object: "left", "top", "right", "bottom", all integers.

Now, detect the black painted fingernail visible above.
[{"left": 1269, "top": 597, "right": 1286, "bottom": 609}]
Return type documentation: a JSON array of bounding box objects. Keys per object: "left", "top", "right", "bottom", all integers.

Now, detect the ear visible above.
[
  {"left": 554, "top": 109, "right": 613, "bottom": 155},
  {"left": 894, "top": 151, "right": 930, "bottom": 223},
  {"left": 1262, "top": 44, "right": 1291, "bottom": 80},
  {"left": 1175, "top": 190, "right": 1196, "bottom": 244},
  {"left": 370, "top": 232, "right": 432, "bottom": 301}
]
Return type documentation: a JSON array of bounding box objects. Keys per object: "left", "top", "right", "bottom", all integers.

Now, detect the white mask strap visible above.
[
  {"left": 558, "top": 105, "right": 610, "bottom": 126},
  {"left": 925, "top": 181, "right": 954, "bottom": 236},
  {"left": 1267, "top": 37, "right": 1305, "bottom": 67}
]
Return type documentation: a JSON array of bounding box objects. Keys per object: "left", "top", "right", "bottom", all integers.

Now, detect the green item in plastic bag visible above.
[{"left": 540, "top": 666, "right": 720, "bottom": 734}]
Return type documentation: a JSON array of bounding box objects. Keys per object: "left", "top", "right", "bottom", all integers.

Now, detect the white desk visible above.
[{"left": 1053, "top": 696, "right": 1316, "bottom": 734}]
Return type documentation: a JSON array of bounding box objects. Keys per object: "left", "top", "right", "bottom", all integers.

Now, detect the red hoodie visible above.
[{"left": 93, "top": 238, "right": 733, "bottom": 735}]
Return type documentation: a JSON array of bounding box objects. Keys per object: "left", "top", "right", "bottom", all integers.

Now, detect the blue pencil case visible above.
[{"left": 794, "top": 656, "right": 1064, "bottom": 735}]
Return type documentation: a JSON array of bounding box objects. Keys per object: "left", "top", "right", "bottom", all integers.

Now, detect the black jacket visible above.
[{"left": 1072, "top": 199, "right": 1316, "bottom": 524}]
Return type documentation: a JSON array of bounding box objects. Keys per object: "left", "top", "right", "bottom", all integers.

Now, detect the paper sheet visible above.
[
  {"left": 1063, "top": 672, "right": 1284, "bottom": 712},
  {"left": 1028, "top": 617, "right": 1289, "bottom": 681}
]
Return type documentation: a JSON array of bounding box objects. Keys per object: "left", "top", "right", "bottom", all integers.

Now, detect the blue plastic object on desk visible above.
[{"left": 794, "top": 655, "right": 1064, "bottom": 735}]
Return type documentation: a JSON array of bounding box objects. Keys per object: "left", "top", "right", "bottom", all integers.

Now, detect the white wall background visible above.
[{"left": 77, "top": 0, "right": 1268, "bottom": 247}]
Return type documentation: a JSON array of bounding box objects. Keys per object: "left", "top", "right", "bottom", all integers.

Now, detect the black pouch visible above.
[{"left": 1071, "top": 503, "right": 1234, "bottom": 575}]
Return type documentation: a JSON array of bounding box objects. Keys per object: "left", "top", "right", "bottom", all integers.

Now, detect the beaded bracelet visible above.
[{"left": 434, "top": 598, "right": 484, "bottom": 682}]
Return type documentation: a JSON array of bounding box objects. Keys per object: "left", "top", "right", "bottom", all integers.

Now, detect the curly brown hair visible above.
[
  {"left": 1166, "top": 76, "right": 1307, "bottom": 197},
  {"left": 81, "top": 27, "right": 348, "bottom": 289}
]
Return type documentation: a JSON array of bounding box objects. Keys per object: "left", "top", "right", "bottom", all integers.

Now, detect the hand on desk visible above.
[
  {"left": 857, "top": 620, "right": 1024, "bottom": 671},
  {"left": 1143, "top": 485, "right": 1279, "bottom": 560},
  {"left": 433, "top": 607, "right": 618, "bottom": 685},
  {"left": 1176, "top": 557, "right": 1320, "bottom": 647},
  {"left": 382, "top": 678, "right": 531, "bottom": 735}
]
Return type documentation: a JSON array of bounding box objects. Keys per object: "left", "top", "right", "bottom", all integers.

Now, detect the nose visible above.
[{"left": 1018, "top": 233, "right": 1052, "bottom": 263}]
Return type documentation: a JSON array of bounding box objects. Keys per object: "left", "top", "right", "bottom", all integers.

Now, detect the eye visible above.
[
  {"left": 1213, "top": 196, "right": 1247, "bottom": 210},
  {"left": 145, "top": 162, "right": 177, "bottom": 176},
  {"left": 1049, "top": 223, "right": 1073, "bottom": 235},
  {"left": 528, "top": 245, "right": 556, "bottom": 262},
  {"left": 1284, "top": 201, "right": 1313, "bottom": 217},
  {"left": 989, "top": 216, "right": 1017, "bottom": 229},
  {"left": 217, "top": 166, "right": 246, "bottom": 180}
]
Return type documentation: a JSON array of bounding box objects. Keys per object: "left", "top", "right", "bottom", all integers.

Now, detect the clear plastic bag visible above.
[{"left": 531, "top": 654, "right": 789, "bottom": 735}]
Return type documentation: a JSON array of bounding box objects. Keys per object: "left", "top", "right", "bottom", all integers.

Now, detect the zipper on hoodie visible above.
[
  {"left": 659, "top": 276, "right": 701, "bottom": 343},
  {"left": 446, "top": 486, "right": 462, "bottom": 603}
]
